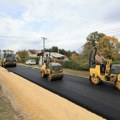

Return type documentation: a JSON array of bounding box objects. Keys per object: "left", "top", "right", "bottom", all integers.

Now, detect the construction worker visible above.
[
  {"left": 95, "top": 51, "right": 107, "bottom": 73},
  {"left": 44, "top": 54, "right": 50, "bottom": 67}
]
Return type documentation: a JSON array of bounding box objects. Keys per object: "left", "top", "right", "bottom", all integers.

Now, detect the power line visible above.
[
  {"left": 0, "top": 36, "right": 40, "bottom": 38},
  {"left": 0, "top": 26, "right": 120, "bottom": 43},
  {"left": 0, "top": 27, "right": 119, "bottom": 39}
]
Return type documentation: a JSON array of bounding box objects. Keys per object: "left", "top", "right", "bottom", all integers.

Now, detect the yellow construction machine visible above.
[
  {"left": 39, "top": 53, "right": 63, "bottom": 81},
  {"left": 41, "top": 62, "right": 63, "bottom": 81},
  {"left": 1, "top": 50, "right": 17, "bottom": 67},
  {"left": 89, "top": 47, "right": 120, "bottom": 90}
]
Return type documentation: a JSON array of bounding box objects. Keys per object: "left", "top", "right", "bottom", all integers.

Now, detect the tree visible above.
[
  {"left": 87, "top": 31, "right": 105, "bottom": 47},
  {"left": 82, "top": 42, "right": 93, "bottom": 59},
  {"left": 97, "top": 36, "right": 120, "bottom": 60},
  {"left": 0, "top": 50, "right": 1, "bottom": 60},
  {"left": 17, "top": 50, "right": 29, "bottom": 63},
  {"left": 82, "top": 31, "right": 105, "bottom": 61},
  {"left": 70, "top": 52, "right": 79, "bottom": 63},
  {"left": 46, "top": 46, "right": 72, "bottom": 58},
  {"left": 51, "top": 46, "right": 58, "bottom": 52}
]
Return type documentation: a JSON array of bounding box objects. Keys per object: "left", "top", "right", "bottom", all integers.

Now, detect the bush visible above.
[
  {"left": 79, "top": 64, "right": 89, "bottom": 71},
  {"left": 62, "top": 61, "right": 78, "bottom": 69},
  {"left": 112, "top": 60, "right": 120, "bottom": 64},
  {"left": 61, "top": 60, "right": 89, "bottom": 71}
]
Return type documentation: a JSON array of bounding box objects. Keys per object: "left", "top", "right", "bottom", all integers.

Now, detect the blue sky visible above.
[{"left": 0, "top": 0, "right": 120, "bottom": 51}]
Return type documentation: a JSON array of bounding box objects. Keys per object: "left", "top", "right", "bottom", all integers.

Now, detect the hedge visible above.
[
  {"left": 61, "top": 60, "right": 89, "bottom": 71},
  {"left": 61, "top": 60, "right": 120, "bottom": 71},
  {"left": 112, "top": 60, "right": 120, "bottom": 64}
]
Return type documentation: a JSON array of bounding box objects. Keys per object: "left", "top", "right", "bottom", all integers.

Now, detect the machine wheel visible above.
[
  {"left": 48, "top": 75, "right": 53, "bottom": 82},
  {"left": 12, "top": 64, "right": 16, "bottom": 67},
  {"left": 115, "top": 80, "right": 120, "bottom": 90},
  {"left": 89, "top": 75, "right": 101, "bottom": 85},
  {"left": 59, "top": 76, "right": 63, "bottom": 80},
  {"left": 3, "top": 62, "right": 5, "bottom": 67},
  {"left": 41, "top": 71, "right": 45, "bottom": 78}
]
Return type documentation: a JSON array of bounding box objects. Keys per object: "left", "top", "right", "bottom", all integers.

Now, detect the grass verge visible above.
[
  {"left": 63, "top": 68, "right": 89, "bottom": 78},
  {"left": 0, "top": 87, "right": 17, "bottom": 120}
]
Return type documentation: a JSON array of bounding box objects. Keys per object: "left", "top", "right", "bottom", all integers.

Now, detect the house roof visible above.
[
  {"left": 28, "top": 50, "right": 41, "bottom": 54},
  {"left": 34, "top": 51, "right": 67, "bottom": 58},
  {"left": 45, "top": 52, "right": 65, "bottom": 58}
]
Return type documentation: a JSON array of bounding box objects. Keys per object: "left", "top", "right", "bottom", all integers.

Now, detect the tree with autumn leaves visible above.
[
  {"left": 97, "top": 36, "right": 120, "bottom": 60},
  {"left": 64, "top": 32, "right": 120, "bottom": 70},
  {"left": 82, "top": 31, "right": 120, "bottom": 60},
  {"left": 82, "top": 32, "right": 105, "bottom": 60}
]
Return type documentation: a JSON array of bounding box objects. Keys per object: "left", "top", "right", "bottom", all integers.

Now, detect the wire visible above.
[
  {"left": 0, "top": 36, "right": 40, "bottom": 38},
  {"left": 0, "top": 26, "right": 120, "bottom": 42}
]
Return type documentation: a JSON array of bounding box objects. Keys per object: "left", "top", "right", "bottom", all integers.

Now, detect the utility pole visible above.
[
  {"left": 41, "top": 37, "right": 47, "bottom": 64},
  {"left": 0, "top": 50, "right": 1, "bottom": 61}
]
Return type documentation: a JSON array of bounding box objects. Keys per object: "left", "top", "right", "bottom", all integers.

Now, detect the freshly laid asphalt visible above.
[{"left": 6, "top": 65, "right": 120, "bottom": 120}]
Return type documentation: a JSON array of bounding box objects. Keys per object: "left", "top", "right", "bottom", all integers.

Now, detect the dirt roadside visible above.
[
  {"left": 0, "top": 67, "right": 104, "bottom": 120},
  {"left": 0, "top": 86, "right": 22, "bottom": 120}
]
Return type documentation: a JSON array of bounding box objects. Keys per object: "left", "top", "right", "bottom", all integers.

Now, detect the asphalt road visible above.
[{"left": 6, "top": 65, "right": 120, "bottom": 120}]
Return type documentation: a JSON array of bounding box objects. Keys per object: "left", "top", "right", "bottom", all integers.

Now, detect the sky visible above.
[{"left": 0, "top": 0, "right": 120, "bottom": 52}]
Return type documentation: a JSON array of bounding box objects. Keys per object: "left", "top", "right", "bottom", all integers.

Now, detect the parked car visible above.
[{"left": 25, "top": 59, "right": 36, "bottom": 65}]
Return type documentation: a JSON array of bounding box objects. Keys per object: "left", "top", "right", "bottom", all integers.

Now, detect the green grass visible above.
[
  {"left": 0, "top": 89, "right": 17, "bottom": 120},
  {"left": 63, "top": 68, "right": 89, "bottom": 78}
]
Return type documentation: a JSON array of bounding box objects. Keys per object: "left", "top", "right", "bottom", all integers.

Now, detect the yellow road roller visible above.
[
  {"left": 1, "top": 50, "right": 17, "bottom": 67},
  {"left": 89, "top": 47, "right": 120, "bottom": 90},
  {"left": 41, "top": 62, "right": 63, "bottom": 81}
]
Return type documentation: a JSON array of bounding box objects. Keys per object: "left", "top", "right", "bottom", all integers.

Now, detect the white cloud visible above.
[{"left": 0, "top": 0, "right": 120, "bottom": 52}]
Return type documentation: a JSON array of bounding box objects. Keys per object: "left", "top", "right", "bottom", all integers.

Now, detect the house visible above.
[
  {"left": 16, "top": 49, "right": 69, "bottom": 64},
  {"left": 38, "top": 52, "right": 69, "bottom": 65},
  {"left": 28, "top": 50, "right": 41, "bottom": 57}
]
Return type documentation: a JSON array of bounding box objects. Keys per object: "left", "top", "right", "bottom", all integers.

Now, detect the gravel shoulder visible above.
[
  {"left": 0, "top": 89, "right": 13, "bottom": 120},
  {"left": 0, "top": 80, "right": 23, "bottom": 120},
  {"left": 0, "top": 67, "right": 103, "bottom": 120}
]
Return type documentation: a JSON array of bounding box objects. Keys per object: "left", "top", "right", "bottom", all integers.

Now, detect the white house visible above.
[
  {"left": 28, "top": 50, "right": 41, "bottom": 57},
  {"left": 38, "top": 52, "right": 69, "bottom": 65}
]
